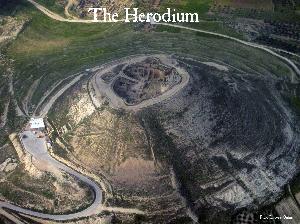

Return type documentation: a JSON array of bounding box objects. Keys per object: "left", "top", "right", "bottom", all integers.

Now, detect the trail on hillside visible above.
[{"left": 26, "top": 0, "right": 300, "bottom": 82}]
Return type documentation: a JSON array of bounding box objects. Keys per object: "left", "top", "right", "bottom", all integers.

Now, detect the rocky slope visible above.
[
  {"left": 142, "top": 56, "right": 300, "bottom": 223},
  {"left": 49, "top": 77, "right": 192, "bottom": 223},
  {"left": 48, "top": 54, "right": 300, "bottom": 223}
]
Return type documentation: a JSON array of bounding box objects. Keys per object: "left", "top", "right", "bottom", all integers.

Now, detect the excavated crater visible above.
[
  {"left": 49, "top": 54, "right": 300, "bottom": 223},
  {"left": 113, "top": 57, "right": 182, "bottom": 105}
]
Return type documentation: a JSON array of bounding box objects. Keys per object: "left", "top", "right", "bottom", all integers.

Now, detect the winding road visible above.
[
  {"left": 0, "top": 130, "right": 144, "bottom": 220},
  {"left": 0, "top": 70, "right": 145, "bottom": 221},
  {"left": 155, "top": 23, "right": 300, "bottom": 82},
  {"left": 27, "top": 0, "right": 125, "bottom": 23},
  {"left": 26, "top": 0, "right": 300, "bottom": 81},
  {"left": 27, "top": 0, "right": 94, "bottom": 23},
  {"left": 0, "top": 133, "right": 103, "bottom": 221}
]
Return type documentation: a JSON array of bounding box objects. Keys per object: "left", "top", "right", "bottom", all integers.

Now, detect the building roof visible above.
[{"left": 29, "top": 118, "right": 45, "bottom": 129}]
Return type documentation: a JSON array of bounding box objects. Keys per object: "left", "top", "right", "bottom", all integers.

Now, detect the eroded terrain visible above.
[
  {"left": 91, "top": 55, "right": 189, "bottom": 111},
  {"left": 113, "top": 57, "right": 182, "bottom": 105},
  {"left": 46, "top": 54, "right": 300, "bottom": 223},
  {"left": 1, "top": 1, "right": 300, "bottom": 222}
]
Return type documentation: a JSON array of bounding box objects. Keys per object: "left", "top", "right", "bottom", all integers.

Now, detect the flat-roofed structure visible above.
[{"left": 29, "top": 118, "right": 45, "bottom": 130}]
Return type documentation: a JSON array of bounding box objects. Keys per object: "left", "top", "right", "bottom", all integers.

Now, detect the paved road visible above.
[
  {"left": 5, "top": 1, "right": 299, "bottom": 221},
  {"left": 27, "top": 0, "right": 300, "bottom": 82},
  {"left": 0, "top": 67, "right": 145, "bottom": 222},
  {"left": 0, "top": 130, "right": 103, "bottom": 221},
  {"left": 0, "top": 130, "right": 144, "bottom": 220},
  {"left": 155, "top": 23, "right": 300, "bottom": 82}
]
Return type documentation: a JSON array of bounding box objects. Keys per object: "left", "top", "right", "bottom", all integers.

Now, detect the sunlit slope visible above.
[{"left": 7, "top": 2, "right": 293, "bottom": 115}]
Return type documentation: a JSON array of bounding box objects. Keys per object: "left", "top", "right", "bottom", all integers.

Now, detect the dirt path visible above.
[
  {"left": 22, "top": 78, "right": 41, "bottom": 116},
  {"left": 27, "top": 0, "right": 70, "bottom": 22},
  {"left": 9, "top": 1, "right": 300, "bottom": 221},
  {"left": 27, "top": 0, "right": 300, "bottom": 82},
  {"left": 27, "top": 0, "right": 120, "bottom": 23},
  {"left": 33, "top": 73, "right": 80, "bottom": 116},
  {"left": 36, "top": 73, "right": 86, "bottom": 117},
  {"left": 156, "top": 23, "right": 300, "bottom": 82},
  {"left": 64, "top": 0, "right": 77, "bottom": 19},
  {"left": 0, "top": 65, "right": 146, "bottom": 221},
  {"left": 9, "top": 76, "right": 25, "bottom": 116},
  {"left": 0, "top": 59, "right": 146, "bottom": 221}
]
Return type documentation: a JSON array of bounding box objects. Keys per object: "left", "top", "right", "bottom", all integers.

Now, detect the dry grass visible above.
[
  {"left": 12, "top": 38, "right": 69, "bottom": 55},
  {"left": 112, "top": 158, "right": 156, "bottom": 187}
]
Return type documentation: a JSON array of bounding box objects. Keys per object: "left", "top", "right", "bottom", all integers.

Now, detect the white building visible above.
[{"left": 29, "top": 118, "right": 45, "bottom": 130}]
